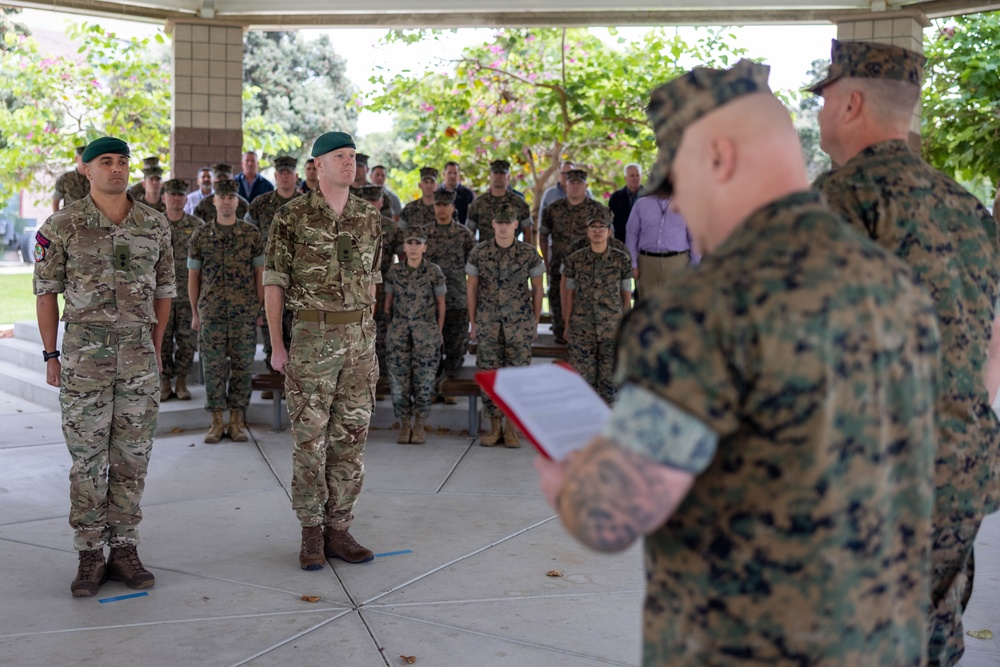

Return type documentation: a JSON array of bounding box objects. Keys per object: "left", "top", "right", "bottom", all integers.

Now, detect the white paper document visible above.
[{"left": 488, "top": 365, "right": 611, "bottom": 461}]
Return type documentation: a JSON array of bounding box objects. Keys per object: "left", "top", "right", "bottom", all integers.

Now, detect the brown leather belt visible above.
[{"left": 296, "top": 309, "right": 364, "bottom": 324}]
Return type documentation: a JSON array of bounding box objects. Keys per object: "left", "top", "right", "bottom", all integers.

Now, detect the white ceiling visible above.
[{"left": 6, "top": 0, "right": 999, "bottom": 28}]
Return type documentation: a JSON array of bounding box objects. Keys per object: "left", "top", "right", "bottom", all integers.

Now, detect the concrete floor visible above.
[{"left": 0, "top": 388, "right": 997, "bottom": 667}]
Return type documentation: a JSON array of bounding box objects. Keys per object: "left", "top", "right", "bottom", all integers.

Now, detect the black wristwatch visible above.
[{"left": 43, "top": 350, "right": 60, "bottom": 362}]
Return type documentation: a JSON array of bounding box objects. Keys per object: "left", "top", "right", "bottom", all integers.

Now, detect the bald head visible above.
[
  {"left": 671, "top": 92, "right": 808, "bottom": 253},
  {"left": 817, "top": 77, "right": 919, "bottom": 165}
]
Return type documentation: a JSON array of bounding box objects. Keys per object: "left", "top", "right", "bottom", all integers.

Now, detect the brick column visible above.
[
  {"left": 167, "top": 21, "right": 245, "bottom": 187},
  {"left": 834, "top": 9, "right": 930, "bottom": 151}
]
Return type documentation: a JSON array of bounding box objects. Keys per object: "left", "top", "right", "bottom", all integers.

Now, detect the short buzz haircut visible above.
[
  {"left": 306, "top": 158, "right": 315, "bottom": 165},
  {"left": 624, "top": 163, "right": 642, "bottom": 176},
  {"left": 850, "top": 78, "right": 921, "bottom": 129},
  {"left": 372, "top": 165, "right": 387, "bottom": 172},
  {"left": 444, "top": 161, "right": 460, "bottom": 170}
]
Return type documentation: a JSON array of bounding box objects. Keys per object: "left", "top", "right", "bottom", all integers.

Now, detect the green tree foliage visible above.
[
  {"left": 922, "top": 12, "right": 1000, "bottom": 191},
  {"left": 0, "top": 22, "right": 171, "bottom": 198},
  {"left": 364, "top": 28, "right": 749, "bottom": 212},
  {"left": 243, "top": 31, "right": 359, "bottom": 164},
  {"left": 795, "top": 58, "right": 832, "bottom": 182}
]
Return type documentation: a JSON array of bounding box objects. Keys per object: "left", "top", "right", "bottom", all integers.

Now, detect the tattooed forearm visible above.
[{"left": 558, "top": 437, "right": 692, "bottom": 552}]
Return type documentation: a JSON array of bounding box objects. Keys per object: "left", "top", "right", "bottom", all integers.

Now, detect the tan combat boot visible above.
[
  {"left": 107, "top": 544, "right": 155, "bottom": 589},
  {"left": 480, "top": 416, "right": 503, "bottom": 446},
  {"left": 299, "top": 526, "right": 326, "bottom": 571},
  {"left": 503, "top": 419, "right": 521, "bottom": 448},
  {"left": 205, "top": 411, "right": 225, "bottom": 444},
  {"left": 261, "top": 389, "right": 274, "bottom": 399},
  {"left": 397, "top": 417, "right": 412, "bottom": 444},
  {"left": 325, "top": 529, "right": 374, "bottom": 563},
  {"left": 159, "top": 375, "right": 172, "bottom": 401},
  {"left": 71, "top": 549, "right": 108, "bottom": 597},
  {"left": 410, "top": 417, "right": 426, "bottom": 445},
  {"left": 228, "top": 410, "right": 248, "bottom": 442},
  {"left": 174, "top": 375, "right": 191, "bottom": 401}
]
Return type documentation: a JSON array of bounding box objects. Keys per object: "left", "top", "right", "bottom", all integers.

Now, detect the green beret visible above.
[
  {"left": 214, "top": 179, "right": 239, "bottom": 196},
  {"left": 273, "top": 155, "right": 297, "bottom": 171},
  {"left": 142, "top": 166, "right": 164, "bottom": 178},
  {"left": 566, "top": 169, "right": 588, "bottom": 182},
  {"left": 358, "top": 185, "right": 384, "bottom": 201},
  {"left": 311, "top": 131, "right": 356, "bottom": 158},
  {"left": 489, "top": 159, "right": 511, "bottom": 174},
  {"left": 805, "top": 39, "right": 926, "bottom": 94},
  {"left": 81, "top": 137, "right": 130, "bottom": 163},
  {"left": 213, "top": 163, "right": 233, "bottom": 176},
  {"left": 404, "top": 228, "right": 427, "bottom": 243},
  {"left": 433, "top": 189, "right": 456, "bottom": 205},
  {"left": 355, "top": 153, "right": 370, "bottom": 166},
  {"left": 163, "top": 178, "right": 188, "bottom": 195},
  {"left": 419, "top": 167, "right": 439, "bottom": 181},
  {"left": 645, "top": 59, "right": 771, "bottom": 197}
]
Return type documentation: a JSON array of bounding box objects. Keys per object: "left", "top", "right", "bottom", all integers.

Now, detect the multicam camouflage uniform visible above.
[
  {"left": 194, "top": 193, "right": 250, "bottom": 224},
  {"left": 162, "top": 210, "right": 203, "bottom": 382},
  {"left": 426, "top": 215, "right": 476, "bottom": 379},
  {"left": 466, "top": 239, "right": 545, "bottom": 418},
  {"left": 815, "top": 139, "right": 1000, "bottom": 667},
  {"left": 33, "top": 194, "right": 175, "bottom": 551},
  {"left": 263, "top": 190, "right": 382, "bottom": 530},
  {"left": 188, "top": 220, "right": 264, "bottom": 412},
  {"left": 53, "top": 170, "right": 90, "bottom": 208},
  {"left": 609, "top": 191, "right": 939, "bottom": 666},
  {"left": 563, "top": 243, "right": 632, "bottom": 403},
  {"left": 385, "top": 260, "right": 447, "bottom": 418},
  {"left": 466, "top": 192, "right": 531, "bottom": 245},
  {"left": 247, "top": 190, "right": 301, "bottom": 367},
  {"left": 540, "top": 197, "right": 610, "bottom": 341}
]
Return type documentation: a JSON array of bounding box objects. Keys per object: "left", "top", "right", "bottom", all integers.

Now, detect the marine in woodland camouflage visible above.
[
  {"left": 194, "top": 192, "right": 250, "bottom": 224},
  {"left": 465, "top": 191, "right": 531, "bottom": 245},
  {"left": 53, "top": 170, "right": 90, "bottom": 208}
]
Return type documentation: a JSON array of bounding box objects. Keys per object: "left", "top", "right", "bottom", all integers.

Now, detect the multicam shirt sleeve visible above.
[
  {"left": 263, "top": 205, "right": 292, "bottom": 288},
  {"left": 152, "top": 216, "right": 177, "bottom": 299},
  {"left": 32, "top": 218, "right": 66, "bottom": 295}
]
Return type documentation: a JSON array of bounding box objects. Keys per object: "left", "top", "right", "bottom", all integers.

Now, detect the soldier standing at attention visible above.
[
  {"left": 188, "top": 179, "right": 264, "bottom": 444},
  {"left": 136, "top": 165, "right": 166, "bottom": 214},
  {"left": 385, "top": 229, "right": 447, "bottom": 444},
  {"left": 194, "top": 163, "right": 250, "bottom": 223},
  {"left": 396, "top": 167, "right": 442, "bottom": 249},
  {"left": 52, "top": 145, "right": 90, "bottom": 211},
  {"left": 264, "top": 131, "right": 383, "bottom": 570},
  {"left": 466, "top": 160, "right": 533, "bottom": 245},
  {"left": 370, "top": 164, "right": 403, "bottom": 221},
  {"left": 562, "top": 209, "right": 632, "bottom": 403},
  {"left": 467, "top": 205, "right": 545, "bottom": 447},
  {"left": 246, "top": 155, "right": 301, "bottom": 385},
  {"left": 127, "top": 156, "right": 159, "bottom": 200},
  {"left": 298, "top": 158, "right": 319, "bottom": 195},
  {"left": 160, "top": 178, "right": 203, "bottom": 402},
  {"left": 425, "top": 189, "right": 476, "bottom": 395},
  {"left": 809, "top": 39, "right": 1000, "bottom": 667},
  {"left": 539, "top": 168, "right": 610, "bottom": 345},
  {"left": 349, "top": 153, "right": 371, "bottom": 196},
  {"left": 356, "top": 185, "right": 398, "bottom": 382},
  {"left": 34, "top": 136, "right": 175, "bottom": 596},
  {"left": 535, "top": 60, "right": 941, "bottom": 667}
]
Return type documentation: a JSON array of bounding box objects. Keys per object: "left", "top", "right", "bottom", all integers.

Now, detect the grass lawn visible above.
[{"left": 0, "top": 273, "right": 37, "bottom": 326}]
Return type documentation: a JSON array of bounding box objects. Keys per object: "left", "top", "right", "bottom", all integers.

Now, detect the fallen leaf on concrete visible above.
[
  {"left": 399, "top": 656, "right": 416, "bottom": 664},
  {"left": 188, "top": 443, "right": 195, "bottom": 447},
  {"left": 300, "top": 595, "right": 321, "bottom": 603},
  {"left": 967, "top": 629, "right": 993, "bottom": 640},
  {"left": 170, "top": 427, "right": 184, "bottom": 433},
  {"left": 546, "top": 570, "right": 563, "bottom": 577}
]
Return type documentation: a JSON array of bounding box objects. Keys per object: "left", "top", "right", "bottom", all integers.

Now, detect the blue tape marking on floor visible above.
[
  {"left": 98, "top": 592, "right": 149, "bottom": 604},
  {"left": 374, "top": 549, "right": 413, "bottom": 558}
]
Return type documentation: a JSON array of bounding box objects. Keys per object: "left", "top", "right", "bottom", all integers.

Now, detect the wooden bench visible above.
[
  {"left": 251, "top": 368, "right": 484, "bottom": 434},
  {"left": 467, "top": 333, "right": 567, "bottom": 360}
]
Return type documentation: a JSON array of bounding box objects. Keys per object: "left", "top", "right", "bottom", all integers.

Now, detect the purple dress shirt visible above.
[{"left": 625, "top": 195, "right": 700, "bottom": 267}]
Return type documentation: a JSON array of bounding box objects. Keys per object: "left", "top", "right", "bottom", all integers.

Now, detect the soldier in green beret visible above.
[
  {"left": 264, "top": 131, "right": 383, "bottom": 570},
  {"left": 52, "top": 145, "right": 90, "bottom": 212},
  {"left": 34, "top": 136, "right": 175, "bottom": 596},
  {"left": 810, "top": 38, "right": 1000, "bottom": 667},
  {"left": 188, "top": 178, "right": 264, "bottom": 444},
  {"left": 160, "top": 178, "right": 203, "bottom": 402},
  {"left": 535, "top": 59, "right": 941, "bottom": 666}
]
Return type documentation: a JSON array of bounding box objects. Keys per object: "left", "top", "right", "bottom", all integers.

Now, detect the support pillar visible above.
[
  {"left": 834, "top": 9, "right": 930, "bottom": 152},
  {"left": 166, "top": 21, "right": 245, "bottom": 186}
]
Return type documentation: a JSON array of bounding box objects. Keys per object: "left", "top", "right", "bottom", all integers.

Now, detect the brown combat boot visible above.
[
  {"left": 205, "top": 411, "right": 225, "bottom": 444},
  {"left": 174, "top": 375, "right": 191, "bottom": 401},
  {"left": 71, "top": 549, "right": 108, "bottom": 597},
  {"left": 159, "top": 375, "right": 172, "bottom": 401},
  {"left": 503, "top": 420, "right": 521, "bottom": 448},
  {"left": 107, "top": 544, "right": 155, "bottom": 589},
  {"left": 325, "top": 529, "right": 374, "bottom": 564},
  {"left": 228, "top": 410, "right": 248, "bottom": 442},
  {"left": 410, "top": 417, "right": 426, "bottom": 445},
  {"left": 261, "top": 390, "right": 274, "bottom": 399},
  {"left": 480, "top": 416, "right": 503, "bottom": 446},
  {"left": 299, "top": 525, "right": 325, "bottom": 571},
  {"left": 397, "top": 417, "right": 411, "bottom": 444}
]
